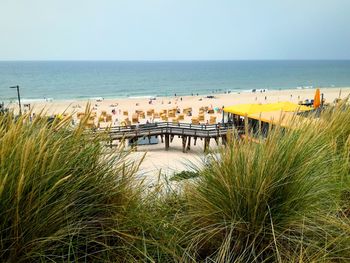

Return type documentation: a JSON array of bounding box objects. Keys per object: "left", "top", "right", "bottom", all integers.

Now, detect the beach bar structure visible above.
[
  {"left": 223, "top": 101, "right": 313, "bottom": 136},
  {"left": 104, "top": 102, "right": 313, "bottom": 152}
]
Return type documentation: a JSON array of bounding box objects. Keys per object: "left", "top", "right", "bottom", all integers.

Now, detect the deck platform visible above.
[{"left": 103, "top": 122, "right": 235, "bottom": 152}]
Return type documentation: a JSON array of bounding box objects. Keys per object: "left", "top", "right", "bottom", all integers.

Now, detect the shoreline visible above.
[{"left": 6, "top": 86, "right": 349, "bottom": 105}]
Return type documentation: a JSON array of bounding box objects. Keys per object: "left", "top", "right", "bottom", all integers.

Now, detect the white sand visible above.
[{"left": 7, "top": 87, "right": 350, "bottom": 182}]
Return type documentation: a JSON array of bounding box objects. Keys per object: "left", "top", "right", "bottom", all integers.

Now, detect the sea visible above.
[{"left": 1, "top": 60, "right": 350, "bottom": 102}]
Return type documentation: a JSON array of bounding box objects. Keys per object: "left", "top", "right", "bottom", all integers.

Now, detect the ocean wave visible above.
[{"left": 21, "top": 98, "right": 54, "bottom": 103}]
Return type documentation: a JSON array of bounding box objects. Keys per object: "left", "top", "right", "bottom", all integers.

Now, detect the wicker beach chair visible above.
[
  {"left": 160, "top": 114, "right": 168, "bottom": 121},
  {"left": 191, "top": 117, "right": 199, "bottom": 125},
  {"left": 86, "top": 120, "right": 95, "bottom": 129},
  {"left": 147, "top": 109, "right": 154, "bottom": 116},
  {"left": 209, "top": 116, "right": 217, "bottom": 124},
  {"left": 77, "top": 112, "right": 85, "bottom": 119},
  {"left": 172, "top": 117, "right": 179, "bottom": 124},
  {"left": 139, "top": 112, "right": 145, "bottom": 119},
  {"left": 168, "top": 110, "right": 175, "bottom": 118},
  {"left": 106, "top": 114, "right": 112, "bottom": 122},
  {"left": 98, "top": 116, "right": 105, "bottom": 122},
  {"left": 132, "top": 114, "right": 139, "bottom": 123},
  {"left": 198, "top": 114, "right": 205, "bottom": 122}
]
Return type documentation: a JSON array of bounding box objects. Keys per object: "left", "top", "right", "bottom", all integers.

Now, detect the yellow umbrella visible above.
[{"left": 313, "top": 88, "right": 321, "bottom": 108}]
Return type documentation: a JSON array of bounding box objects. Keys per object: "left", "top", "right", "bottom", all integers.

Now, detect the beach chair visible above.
[
  {"left": 139, "top": 112, "right": 145, "bottom": 119},
  {"left": 123, "top": 111, "right": 129, "bottom": 116},
  {"left": 207, "top": 109, "right": 214, "bottom": 114},
  {"left": 98, "top": 115, "right": 105, "bottom": 122},
  {"left": 147, "top": 109, "right": 154, "bottom": 116},
  {"left": 178, "top": 114, "right": 184, "bottom": 120},
  {"left": 172, "top": 117, "right": 179, "bottom": 124},
  {"left": 101, "top": 111, "right": 107, "bottom": 117},
  {"left": 168, "top": 110, "right": 175, "bottom": 118},
  {"left": 77, "top": 112, "right": 85, "bottom": 119},
  {"left": 106, "top": 114, "right": 112, "bottom": 122},
  {"left": 183, "top": 107, "right": 192, "bottom": 113},
  {"left": 209, "top": 116, "right": 217, "bottom": 124},
  {"left": 132, "top": 114, "right": 139, "bottom": 123},
  {"left": 198, "top": 114, "right": 205, "bottom": 121},
  {"left": 124, "top": 118, "right": 131, "bottom": 126},
  {"left": 160, "top": 114, "right": 168, "bottom": 121},
  {"left": 86, "top": 120, "right": 95, "bottom": 129},
  {"left": 191, "top": 117, "right": 199, "bottom": 125}
]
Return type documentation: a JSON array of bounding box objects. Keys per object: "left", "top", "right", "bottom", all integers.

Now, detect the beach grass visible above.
[
  {"left": 0, "top": 111, "right": 150, "bottom": 262},
  {"left": 1, "top": 104, "right": 350, "bottom": 262},
  {"left": 176, "top": 105, "right": 350, "bottom": 262}
]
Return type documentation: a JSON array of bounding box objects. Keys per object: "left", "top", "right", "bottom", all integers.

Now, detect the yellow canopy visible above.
[
  {"left": 248, "top": 111, "right": 314, "bottom": 128},
  {"left": 223, "top": 102, "right": 312, "bottom": 116}
]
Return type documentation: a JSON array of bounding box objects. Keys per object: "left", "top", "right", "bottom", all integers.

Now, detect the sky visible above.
[{"left": 0, "top": 0, "right": 349, "bottom": 60}]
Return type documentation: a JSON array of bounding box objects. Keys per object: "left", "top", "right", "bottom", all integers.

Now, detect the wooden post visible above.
[
  {"left": 165, "top": 134, "right": 170, "bottom": 150},
  {"left": 130, "top": 138, "right": 137, "bottom": 152},
  {"left": 204, "top": 138, "right": 210, "bottom": 152},
  {"left": 214, "top": 137, "right": 219, "bottom": 145},
  {"left": 194, "top": 137, "right": 197, "bottom": 146},
  {"left": 182, "top": 136, "right": 187, "bottom": 153},
  {"left": 222, "top": 135, "right": 227, "bottom": 145},
  {"left": 187, "top": 136, "right": 191, "bottom": 151}
]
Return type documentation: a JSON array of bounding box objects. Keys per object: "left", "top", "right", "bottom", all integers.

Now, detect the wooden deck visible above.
[{"left": 104, "top": 122, "right": 235, "bottom": 152}]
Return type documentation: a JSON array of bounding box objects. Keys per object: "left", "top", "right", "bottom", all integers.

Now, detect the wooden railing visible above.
[{"left": 104, "top": 122, "right": 234, "bottom": 139}]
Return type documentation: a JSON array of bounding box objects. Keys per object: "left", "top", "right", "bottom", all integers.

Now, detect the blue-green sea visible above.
[{"left": 1, "top": 60, "right": 350, "bottom": 102}]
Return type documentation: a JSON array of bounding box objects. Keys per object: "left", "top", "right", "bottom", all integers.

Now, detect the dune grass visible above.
[
  {"left": 0, "top": 111, "right": 148, "bottom": 262},
  {"left": 1, "top": 104, "right": 350, "bottom": 262},
  {"left": 179, "top": 107, "right": 350, "bottom": 262}
]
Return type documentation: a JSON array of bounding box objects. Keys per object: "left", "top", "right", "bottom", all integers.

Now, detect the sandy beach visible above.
[{"left": 7, "top": 87, "right": 350, "bottom": 181}]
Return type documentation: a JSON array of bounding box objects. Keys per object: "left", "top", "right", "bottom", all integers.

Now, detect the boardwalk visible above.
[{"left": 105, "top": 122, "right": 235, "bottom": 152}]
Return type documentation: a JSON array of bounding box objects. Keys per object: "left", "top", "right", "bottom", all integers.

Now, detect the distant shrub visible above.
[{"left": 170, "top": 170, "right": 199, "bottom": 181}]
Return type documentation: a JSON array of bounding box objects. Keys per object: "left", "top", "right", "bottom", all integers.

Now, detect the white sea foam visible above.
[{"left": 21, "top": 98, "right": 54, "bottom": 103}]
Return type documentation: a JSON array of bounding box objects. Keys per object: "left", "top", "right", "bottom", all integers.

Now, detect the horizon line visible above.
[{"left": 1, "top": 59, "right": 350, "bottom": 62}]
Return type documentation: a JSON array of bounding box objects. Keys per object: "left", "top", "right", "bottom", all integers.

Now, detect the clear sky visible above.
[{"left": 0, "top": 0, "right": 349, "bottom": 60}]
